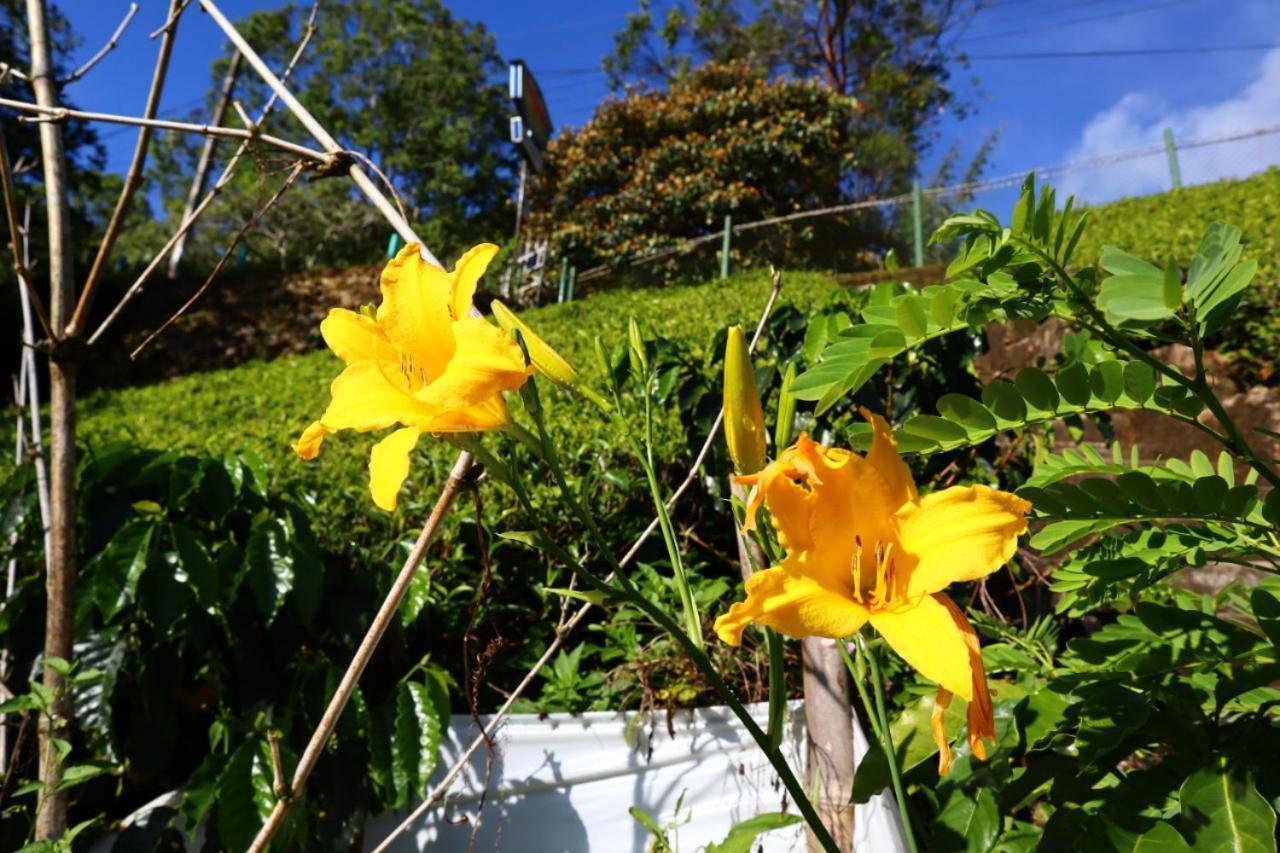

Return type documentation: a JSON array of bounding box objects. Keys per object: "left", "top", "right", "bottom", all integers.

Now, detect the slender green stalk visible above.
[
  {"left": 836, "top": 642, "right": 883, "bottom": 745},
  {"left": 861, "top": 638, "right": 919, "bottom": 853},
  {"left": 637, "top": 365, "right": 703, "bottom": 647},
  {"left": 763, "top": 629, "right": 787, "bottom": 751}
]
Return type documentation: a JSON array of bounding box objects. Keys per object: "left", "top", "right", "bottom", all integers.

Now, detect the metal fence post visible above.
[
  {"left": 386, "top": 233, "right": 403, "bottom": 260},
  {"left": 1163, "top": 128, "right": 1182, "bottom": 190},
  {"left": 557, "top": 257, "right": 569, "bottom": 304},
  {"left": 911, "top": 179, "right": 924, "bottom": 268},
  {"left": 720, "top": 213, "right": 732, "bottom": 279},
  {"left": 567, "top": 266, "right": 576, "bottom": 302}
]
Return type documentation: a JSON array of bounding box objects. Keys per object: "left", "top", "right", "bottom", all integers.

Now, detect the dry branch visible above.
[
  {"left": 131, "top": 160, "right": 306, "bottom": 358},
  {"left": 196, "top": 0, "right": 439, "bottom": 265},
  {"left": 87, "top": 3, "right": 320, "bottom": 347},
  {"left": 62, "top": 3, "right": 138, "bottom": 85},
  {"left": 23, "top": 0, "right": 77, "bottom": 839},
  {"left": 67, "top": 0, "right": 184, "bottom": 339}
]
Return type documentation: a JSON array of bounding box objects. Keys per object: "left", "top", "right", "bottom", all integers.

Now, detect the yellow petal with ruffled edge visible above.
[
  {"left": 320, "top": 362, "right": 429, "bottom": 433},
  {"left": 898, "top": 485, "right": 1030, "bottom": 599},
  {"left": 413, "top": 317, "right": 531, "bottom": 412},
  {"left": 714, "top": 560, "right": 869, "bottom": 646},
  {"left": 861, "top": 409, "right": 917, "bottom": 507},
  {"left": 869, "top": 593, "right": 974, "bottom": 700},
  {"left": 450, "top": 243, "right": 498, "bottom": 322},
  {"left": 377, "top": 243, "right": 455, "bottom": 379},
  {"left": 320, "top": 308, "right": 397, "bottom": 366},
  {"left": 368, "top": 426, "right": 421, "bottom": 511}
]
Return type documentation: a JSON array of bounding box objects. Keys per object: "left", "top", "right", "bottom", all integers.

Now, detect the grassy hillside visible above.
[{"left": 58, "top": 269, "right": 845, "bottom": 542}]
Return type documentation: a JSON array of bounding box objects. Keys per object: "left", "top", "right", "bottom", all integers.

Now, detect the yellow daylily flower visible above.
[
  {"left": 715, "top": 411, "right": 1030, "bottom": 773},
  {"left": 293, "top": 242, "right": 532, "bottom": 511}
]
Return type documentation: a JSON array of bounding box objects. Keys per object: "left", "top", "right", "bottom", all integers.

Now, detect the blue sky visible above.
[{"left": 63, "top": 0, "right": 1280, "bottom": 215}]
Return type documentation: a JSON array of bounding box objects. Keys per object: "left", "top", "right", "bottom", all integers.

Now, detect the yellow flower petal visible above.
[
  {"left": 320, "top": 362, "right": 428, "bottom": 433},
  {"left": 413, "top": 317, "right": 531, "bottom": 412},
  {"left": 320, "top": 308, "right": 396, "bottom": 365},
  {"left": 898, "top": 485, "right": 1030, "bottom": 599},
  {"left": 714, "top": 560, "right": 870, "bottom": 646},
  {"left": 936, "top": 594, "right": 995, "bottom": 762},
  {"left": 292, "top": 421, "right": 327, "bottom": 460},
  {"left": 377, "top": 243, "right": 455, "bottom": 379},
  {"left": 869, "top": 593, "right": 974, "bottom": 700},
  {"left": 932, "top": 687, "right": 955, "bottom": 776},
  {"left": 861, "top": 408, "right": 916, "bottom": 507},
  {"left": 368, "top": 426, "right": 421, "bottom": 511},
  {"left": 450, "top": 243, "right": 498, "bottom": 322},
  {"left": 421, "top": 396, "right": 510, "bottom": 433}
]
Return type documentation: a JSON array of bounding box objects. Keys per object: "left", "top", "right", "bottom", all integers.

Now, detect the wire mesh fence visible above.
[{"left": 504, "top": 124, "right": 1280, "bottom": 303}]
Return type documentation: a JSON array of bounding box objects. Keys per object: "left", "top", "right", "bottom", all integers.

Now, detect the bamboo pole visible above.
[
  {"left": 66, "top": 0, "right": 184, "bottom": 339},
  {"left": 24, "top": 0, "right": 76, "bottom": 839},
  {"left": 247, "top": 452, "right": 474, "bottom": 852}
]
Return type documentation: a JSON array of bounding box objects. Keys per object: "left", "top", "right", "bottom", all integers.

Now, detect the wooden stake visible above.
[{"left": 24, "top": 0, "right": 76, "bottom": 839}]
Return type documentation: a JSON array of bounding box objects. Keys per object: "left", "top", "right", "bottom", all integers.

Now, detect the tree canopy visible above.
[{"left": 604, "top": 0, "right": 976, "bottom": 198}]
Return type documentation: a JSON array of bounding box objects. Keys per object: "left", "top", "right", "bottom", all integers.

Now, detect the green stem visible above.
[
  {"left": 764, "top": 628, "right": 787, "bottom": 751},
  {"left": 861, "top": 638, "right": 919, "bottom": 853},
  {"left": 836, "top": 642, "right": 883, "bottom": 744}
]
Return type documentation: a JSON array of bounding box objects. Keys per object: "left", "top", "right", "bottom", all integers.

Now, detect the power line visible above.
[
  {"left": 968, "top": 43, "right": 1280, "bottom": 60},
  {"left": 967, "top": 0, "right": 1201, "bottom": 42}
]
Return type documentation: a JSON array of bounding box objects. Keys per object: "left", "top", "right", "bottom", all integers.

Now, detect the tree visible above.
[
  {"left": 151, "top": 0, "right": 516, "bottom": 275},
  {"left": 525, "top": 62, "right": 876, "bottom": 286},
  {"left": 604, "top": 0, "right": 976, "bottom": 198}
]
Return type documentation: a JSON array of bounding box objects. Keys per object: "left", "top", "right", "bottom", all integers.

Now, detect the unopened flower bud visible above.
[
  {"left": 723, "top": 325, "right": 767, "bottom": 475},
  {"left": 490, "top": 299, "right": 578, "bottom": 387}
]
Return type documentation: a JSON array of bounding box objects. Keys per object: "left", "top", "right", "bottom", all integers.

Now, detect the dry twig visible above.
[
  {"left": 61, "top": 3, "right": 138, "bottom": 85},
  {"left": 130, "top": 161, "right": 306, "bottom": 358},
  {"left": 88, "top": 3, "right": 320, "bottom": 346}
]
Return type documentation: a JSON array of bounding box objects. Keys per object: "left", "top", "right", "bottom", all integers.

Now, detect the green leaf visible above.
[
  {"left": 1014, "top": 367, "right": 1059, "bottom": 414},
  {"left": 1178, "top": 761, "right": 1277, "bottom": 853},
  {"left": 1055, "top": 361, "right": 1091, "bottom": 407},
  {"left": 392, "top": 679, "right": 447, "bottom": 806},
  {"left": 938, "top": 394, "right": 998, "bottom": 433},
  {"left": 629, "top": 807, "right": 671, "bottom": 850},
  {"left": 1251, "top": 587, "right": 1280, "bottom": 649},
  {"left": 247, "top": 518, "right": 294, "bottom": 624},
  {"left": 895, "top": 294, "right": 929, "bottom": 338},
  {"left": 1123, "top": 361, "right": 1158, "bottom": 404},
  {"left": 933, "top": 788, "right": 1000, "bottom": 852},
  {"left": 981, "top": 380, "right": 1027, "bottom": 425},
  {"left": 54, "top": 763, "right": 113, "bottom": 793},
  {"left": 172, "top": 523, "right": 219, "bottom": 608},
  {"left": 216, "top": 739, "right": 274, "bottom": 853},
  {"left": 1098, "top": 247, "right": 1178, "bottom": 322},
  {"left": 1132, "top": 822, "right": 1192, "bottom": 851},
  {"left": 705, "top": 812, "right": 802, "bottom": 853}
]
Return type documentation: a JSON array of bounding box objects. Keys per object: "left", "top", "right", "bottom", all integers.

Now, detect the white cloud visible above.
[{"left": 1059, "top": 49, "right": 1280, "bottom": 203}]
